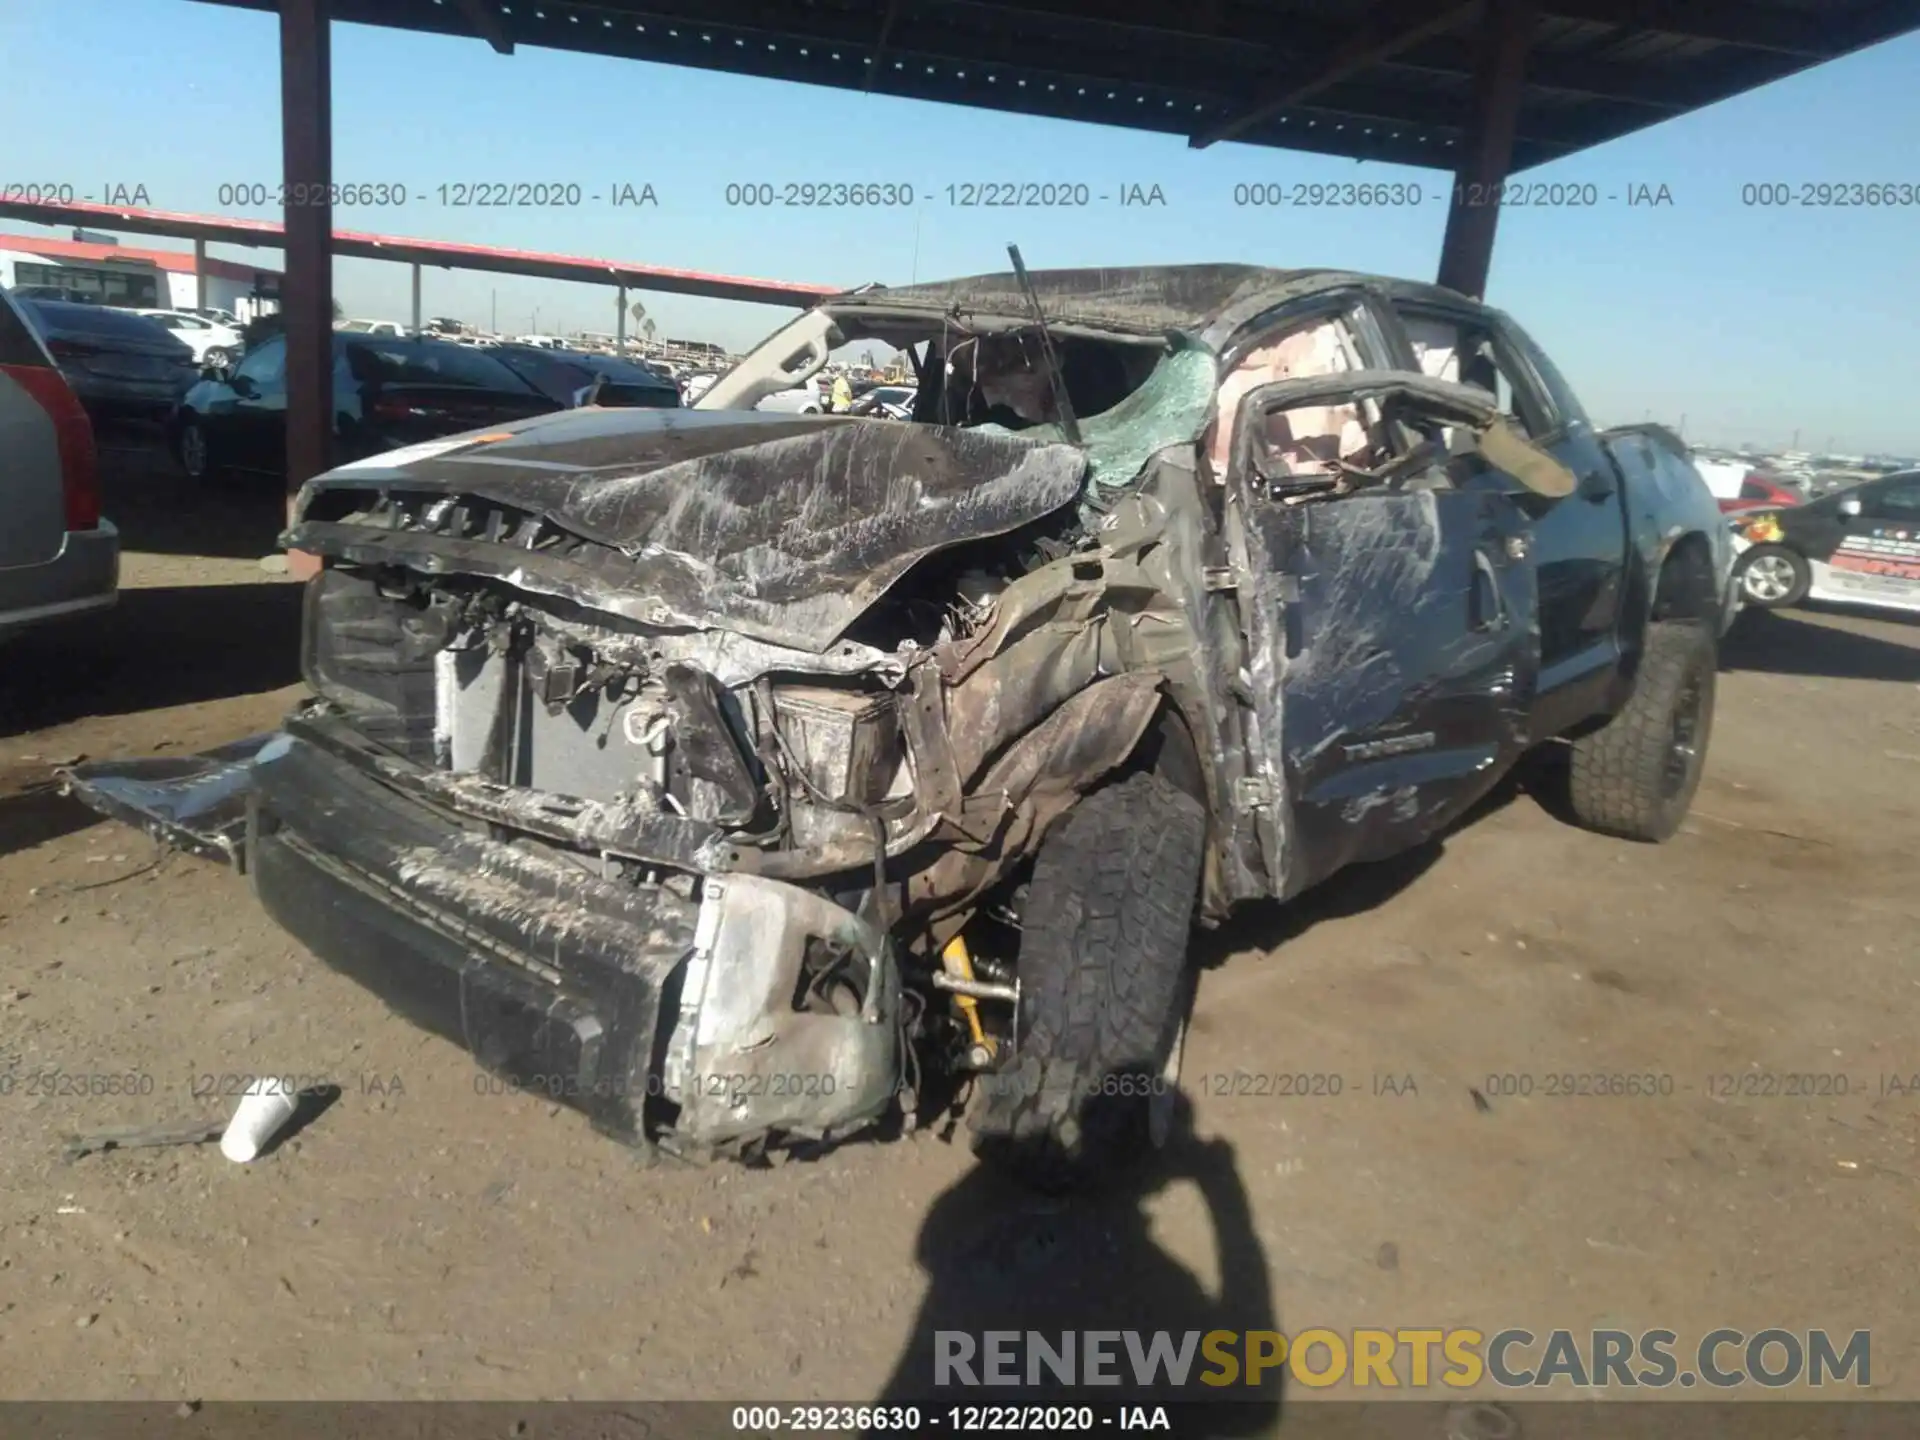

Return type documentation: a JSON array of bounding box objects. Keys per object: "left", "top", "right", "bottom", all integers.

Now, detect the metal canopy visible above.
[{"left": 189, "top": 0, "right": 1920, "bottom": 172}]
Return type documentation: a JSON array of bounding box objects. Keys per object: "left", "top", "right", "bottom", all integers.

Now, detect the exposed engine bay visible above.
[{"left": 273, "top": 431, "right": 1225, "bottom": 1161}]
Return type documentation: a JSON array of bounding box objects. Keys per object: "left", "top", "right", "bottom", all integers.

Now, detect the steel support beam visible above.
[
  {"left": 616, "top": 284, "right": 627, "bottom": 352},
  {"left": 192, "top": 238, "right": 207, "bottom": 311},
  {"left": 410, "top": 261, "right": 422, "bottom": 334},
  {"left": 453, "top": 0, "right": 514, "bottom": 53},
  {"left": 279, "top": 0, "right": 333, "bottom": 573},
  {"left": 1435, "top": 0, "right": 1534, "bottom": 299}
]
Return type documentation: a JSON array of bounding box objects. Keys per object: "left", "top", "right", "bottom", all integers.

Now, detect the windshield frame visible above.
[{"left": 694, "top": 302, "right": 1167, "bottom": 418}]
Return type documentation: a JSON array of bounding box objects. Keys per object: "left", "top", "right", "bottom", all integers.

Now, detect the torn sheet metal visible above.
[
  {"left": 290, "top": 412, "right": 1088, "bottom": 653},
  {"left": 59, "top": 734, "right": 281, "bottom": 870},
  {"left": 65, "top": 1119, "right": 225, "bottom": 1163},
  {"left": 662, "top": 874, "right": 900, "bottom": 1152}
]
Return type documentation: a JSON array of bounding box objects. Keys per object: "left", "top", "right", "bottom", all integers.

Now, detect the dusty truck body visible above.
[{"left": 69, "top": 266, "right": 1735, "bottom": 1187}]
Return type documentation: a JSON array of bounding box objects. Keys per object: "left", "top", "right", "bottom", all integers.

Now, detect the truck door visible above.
[
  {"left": 1225, "top": 371, "right": 1546, "bottom": 898},
  {"left": 1386, "top": 299, "right": 1627, "bottom": 734}
]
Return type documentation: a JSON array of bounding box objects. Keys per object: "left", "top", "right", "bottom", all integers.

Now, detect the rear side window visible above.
[
  {"left": 599, "top": 382, "right": 681, "bottom": 408},
  {"left": 496, "top": 352, "right": 594, "bottom": 399},
  {"left": 345, "top": 340, "right": 535, "bottom": 390},
  {"left": 1393, "top": 306, "right": 1548, "bottom": 438},
  {"left": 587, "top": 356, "right": 666, "bottom": 385},
  {"left": 1500, "top": 321, "right": 1590, "bottom": 431},
  {"left": 1869, "top": 477, "right": 1920, "bottom": 519}
]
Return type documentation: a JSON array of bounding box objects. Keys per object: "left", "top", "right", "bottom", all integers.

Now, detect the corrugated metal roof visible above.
[{"left": 182, "top": 0, "right": 1920, "bottom": 172}]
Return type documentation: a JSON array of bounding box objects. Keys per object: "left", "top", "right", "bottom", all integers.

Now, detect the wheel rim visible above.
[
  {"left": 1742, "top": 553, "right": 1796, "bottom": 603},
  {"left": 1661, "top": 668, "right": 1705, "bottom": 799},
  {"left": 180, "top": 424, "right": 207, "bottom": 477}
]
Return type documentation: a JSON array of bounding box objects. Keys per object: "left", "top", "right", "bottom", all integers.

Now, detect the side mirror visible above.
[{"left": 1837, "top": 497, "right": 1863, "bottom": 518}]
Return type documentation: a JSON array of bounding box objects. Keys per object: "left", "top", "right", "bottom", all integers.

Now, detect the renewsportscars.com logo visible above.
[{"left": 933, "top": 1328, "right": 1871, "bottom": 1390}]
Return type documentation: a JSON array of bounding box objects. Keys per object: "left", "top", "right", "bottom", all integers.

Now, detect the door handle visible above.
[
  {"left": 1470, "top": 549, "right": 1505, "bottom": 632},
  {"left": 1580, "top": 471, "right": 1616, "bottom": 503}
]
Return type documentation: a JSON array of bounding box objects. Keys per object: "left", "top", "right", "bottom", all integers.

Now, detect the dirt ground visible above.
[{"left": 1, "top": 439, "right": 1917, "bottom": 1408}]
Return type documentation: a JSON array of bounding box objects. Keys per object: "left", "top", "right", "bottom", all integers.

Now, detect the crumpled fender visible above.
[{"left": 902, "top": 671, "right": 1169, "bottom": 928}]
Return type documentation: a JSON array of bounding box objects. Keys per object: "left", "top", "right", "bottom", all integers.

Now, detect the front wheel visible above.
[
  {"left": 1566, "top": 619, "right": 1716, "bottom": 842},
  {"left": 970, "top": 770, "right": 1206, "bottom": 1192},
  {"left": 1736, "top": 544, "right": 1809, "bottom": 608}
]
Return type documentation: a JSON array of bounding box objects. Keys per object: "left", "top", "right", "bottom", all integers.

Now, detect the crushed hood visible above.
[{"left": 289, "top": 408, "right": 1087, "bottom": 653}]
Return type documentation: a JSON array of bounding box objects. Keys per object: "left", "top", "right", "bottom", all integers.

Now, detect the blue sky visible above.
[{"left": 4, "top": 0, "right": 1918, "bottom": 452}]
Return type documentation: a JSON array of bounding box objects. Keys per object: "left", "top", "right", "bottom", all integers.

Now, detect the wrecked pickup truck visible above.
[{"left": 68, "top": 265, "right": 1736, "bottom": 1190}]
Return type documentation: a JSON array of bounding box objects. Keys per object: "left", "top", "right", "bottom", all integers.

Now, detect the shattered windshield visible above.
[{"left": 975, "top": 337, "right": 1218, "bottom": 518}]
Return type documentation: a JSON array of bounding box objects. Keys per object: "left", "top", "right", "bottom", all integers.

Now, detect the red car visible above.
[{"left": 1718, "top": 474, "right": 1804, "bottom": 515}]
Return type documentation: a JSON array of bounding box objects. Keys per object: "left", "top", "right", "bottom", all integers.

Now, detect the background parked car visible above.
[
  {"left": 1718, "top": 473, "right": 1805, "bottom": 515},
  {"left": 336, "top": 319, "right": 409, "bottom": 338},
  {"left": 131, "top": 309, "right": 246, "bottom": 369},
  {"left": 13, "top": 297, "right": 199, "bottom": 427},
  {"left": 0, "top": 287, "right": 117, "bottom": 641},
  {"left": 1731, "top": 470, "right": 1920, "bottom": 615},
  {"left": 490, "top": 345, "right": 682, "bottom": 409},
  {"left": 846, "top": 384, "right": 916, "bottom": 419},
  {"left": 168, "top": 331, "right": 563, "bottom": 483},
  {"left": 754, "top": 377, "right": 824, "bottom": 414}
]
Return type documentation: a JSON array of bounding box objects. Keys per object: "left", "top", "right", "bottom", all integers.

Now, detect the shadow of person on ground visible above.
[
  {"left": 1718, "top": 607, "right": 1920, "bottom": 683},
  {"left": 873, "top": 1100, "right": 1282, "bottom": 1433}
]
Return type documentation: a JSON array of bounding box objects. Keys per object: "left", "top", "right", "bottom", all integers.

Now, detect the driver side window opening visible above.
[
  {"left": 1208, "top": 311, "right": 1362, "bottom": 481},
  {"left": 1247, "top": 390, "right": 1463, "bottom": 502}
]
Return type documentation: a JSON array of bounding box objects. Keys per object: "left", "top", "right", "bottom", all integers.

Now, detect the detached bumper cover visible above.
[{"left": 68, "top": 726, "right": 903, "bottom": 1154}]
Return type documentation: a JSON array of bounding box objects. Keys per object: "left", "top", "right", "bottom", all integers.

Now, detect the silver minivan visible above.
[{"left": 0, "top": 287, "right": 119, "bottom": 640}]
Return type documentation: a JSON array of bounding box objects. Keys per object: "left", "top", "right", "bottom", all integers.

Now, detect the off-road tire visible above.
[
  {"left": 1566, "top": 619, "right": 1716, "bottom": 842},
  {"left": 971, "top": 770, "right": 1206, "bottom": 1192}
]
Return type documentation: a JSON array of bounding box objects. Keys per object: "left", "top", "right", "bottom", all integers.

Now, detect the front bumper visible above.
[{"left": 74, "top": 721, "right": 904, "bottom": 1156}]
